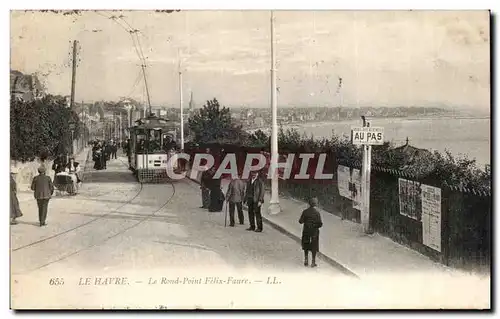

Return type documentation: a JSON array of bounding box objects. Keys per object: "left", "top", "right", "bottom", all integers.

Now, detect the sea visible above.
[{"left": 271, "top": 117, "right": 490, "bottom": 168}]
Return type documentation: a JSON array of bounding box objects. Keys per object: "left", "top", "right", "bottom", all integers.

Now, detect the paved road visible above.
[{"left": 11, "top": 155, "right": 347, "bottom": 309}]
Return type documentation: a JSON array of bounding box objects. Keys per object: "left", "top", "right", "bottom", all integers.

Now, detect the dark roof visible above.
[
  {"left": 389, "top": 138, "right": 436, "bottom": 177},
  {"left": 132, "top": 115, "right": 180, "bottom": 130}
]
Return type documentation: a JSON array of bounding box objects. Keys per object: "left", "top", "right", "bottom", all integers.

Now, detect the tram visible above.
[{"left": 128, "top": 114, "right": 180, "bottom": 182}]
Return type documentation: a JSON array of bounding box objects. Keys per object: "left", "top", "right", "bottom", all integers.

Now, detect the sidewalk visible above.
[
  {"left": 186, "top": 171, "right": 466, "bottom": 279},
  {"left": 15, "top": 147, "right": 91, "bottom": 203}
]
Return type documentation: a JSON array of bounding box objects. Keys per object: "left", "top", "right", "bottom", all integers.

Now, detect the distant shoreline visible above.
[{"left": 246, "top": 115, "right": 490, "bottom": 132}]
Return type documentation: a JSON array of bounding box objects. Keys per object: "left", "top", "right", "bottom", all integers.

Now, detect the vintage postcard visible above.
[{"left": 9, "top": 9, "right": 491, "bottom": 309}]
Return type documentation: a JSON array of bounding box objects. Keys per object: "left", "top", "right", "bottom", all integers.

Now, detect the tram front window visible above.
[
  {"left": 136, "top": 136, "right": 146, "bottom": 153},
  {"left": 148, "top": 129, "right": 165, "bottom": 154}
]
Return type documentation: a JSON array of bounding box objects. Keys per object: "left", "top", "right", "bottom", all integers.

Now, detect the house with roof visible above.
[{"left": 10, "top": 70, "right": 45, "bottom": 102}]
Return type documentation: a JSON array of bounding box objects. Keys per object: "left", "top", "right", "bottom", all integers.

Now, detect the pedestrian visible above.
[
  {"left": 52, "top": 154, "right": 65, "bottom": 180},
  {"left": 200, "top": 169, "right": 212, "bottom": 209},
  {"left": 102, "top": 142, "right": 109, "bottom": 169},
  {"left": 111, "top": 142, "right": 117, "bottom": 159},
  {"left": 245, "top": 170, "right": 265, "bottom": 232},
  {"left": 30, "top": 166, "right": 54, "bottom": 227},
  {"left": 10, "top": 173, "right": 23, "bottom": 225},
  {"left": 299, "top": 197, "right": 323, "bottom": 267},
  {"left": 209, "top": 168, "right": 224, "bottom": 212},
  {"left": 226, "top": 173, "right": 246, "bottom": 226}
]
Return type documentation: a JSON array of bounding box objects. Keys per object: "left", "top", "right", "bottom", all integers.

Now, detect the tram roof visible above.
[{"left": 131, "top": 115, "right": 180, "bottom": 130}]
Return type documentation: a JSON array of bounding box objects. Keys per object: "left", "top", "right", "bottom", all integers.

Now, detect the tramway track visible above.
[
  {"left": 19, "top": 182, "right": 176, "bottom": 274},
  {"left": 13, "top": 158, "right": 177, "bottom": 274},
  {"left": 11, "top": 155, "right": 143, "bottom": 252},
  {"left": 77, "top": 151, "right": 135, "bottom": 200}
]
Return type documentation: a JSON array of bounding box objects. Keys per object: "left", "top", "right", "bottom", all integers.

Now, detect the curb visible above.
[{"left": 185, "top": 173, "right": 359, "bottom": 278}]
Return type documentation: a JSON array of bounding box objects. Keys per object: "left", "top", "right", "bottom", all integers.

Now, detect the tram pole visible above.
[
  {"left": 141, "top": 63, "right": 152, "bottom": 116},
  {"left": 178, "top": 52, "right": 184, "bottom": 151},
  {"left": 268, "top": 10, "right": 281, "bottom": 215}
]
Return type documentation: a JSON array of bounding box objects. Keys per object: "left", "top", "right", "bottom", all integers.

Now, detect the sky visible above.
[{"left": 10, "top": 10, "right": 490, "bottom": 111}]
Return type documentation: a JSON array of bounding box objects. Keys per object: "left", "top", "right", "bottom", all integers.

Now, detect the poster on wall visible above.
[
  {"left": 351, "top": 169, "right": 362, "bottom": 210},
  {"left": 337, "top": 165, "right": 351, "bottom": 198},
  {"left": 398, "top": 178, "right": 421, "bottom": 220},
  {"left": 421, "top": 184, "right": 442, "bottom": 252}
]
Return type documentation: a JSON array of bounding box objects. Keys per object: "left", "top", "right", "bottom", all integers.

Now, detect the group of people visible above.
[
  {"left": 92, "top": 139, "right": 119, "bottom": 170},
  {"left": 200, "top": 168, "right": 324, "bottom": 267},
  {"left": 200, "top": 169, "right": 272, "bottom": 232},
  {"left": 52, "top": 155, "right": 82, "bottom": 195},
  {"left": 224, "top": 170, "right": 266, "bottom": 232}
]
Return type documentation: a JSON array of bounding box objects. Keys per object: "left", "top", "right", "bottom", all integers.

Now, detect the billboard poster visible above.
[
  {"left": 351, "top": 169, "right": 362, "bottom": 210},
  {"left": 398, "top": 178, "right": 421, "bottom": 220},
  {"left": 421, "top": 184, "right": 442, "bottom": 252},
  {"left": 337, "top": 165, "right": 351, "bottom": 199}
]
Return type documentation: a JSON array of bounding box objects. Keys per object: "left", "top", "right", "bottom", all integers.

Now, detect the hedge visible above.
[{"left": 10, "top": 95, "right": 82, "bottom": 162}]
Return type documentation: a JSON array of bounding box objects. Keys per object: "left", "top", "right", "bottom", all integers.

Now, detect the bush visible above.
[
  {"left": 10, "top": 95, "right": 82, "bottom": 162},
  {"left": 260, "top": 126, "right": 490, "bottom": 190}
]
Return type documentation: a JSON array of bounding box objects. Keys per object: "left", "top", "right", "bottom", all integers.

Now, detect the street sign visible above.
[{"left": 351, "top": 127, "right": 384, "bottom": 145}]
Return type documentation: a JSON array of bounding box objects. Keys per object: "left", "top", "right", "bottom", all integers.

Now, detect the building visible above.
[{"left": 10, "top": 70, "right": 45, "bottom": 102}]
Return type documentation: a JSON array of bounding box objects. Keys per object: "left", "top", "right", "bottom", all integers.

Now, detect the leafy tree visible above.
[
  {"left": 188, "top": 98, "right": 240, "bottom": 143},
  {"left": 249, "top": 129, "right": 270, "bottom": 148},
  {"left": 11, "top": 94, "right": 82, "bottom": 162}
]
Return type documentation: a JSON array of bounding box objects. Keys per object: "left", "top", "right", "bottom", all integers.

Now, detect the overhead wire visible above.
[
  {"left": 116, "top": 16, "right": 148, "bottom": 64},
  {"left": 93, "top": 11, "right": 143, "bottom": 63},
  {"left": 123, "top": 69, "right": 143, "bottom": 99},
  {"left": 93, "top": 10, "right": 151, "bottom": 107}
]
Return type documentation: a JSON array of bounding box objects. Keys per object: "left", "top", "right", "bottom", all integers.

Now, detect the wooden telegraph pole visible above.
[{"left": 70, "top": 40, "right": 78, "bottom": 109}]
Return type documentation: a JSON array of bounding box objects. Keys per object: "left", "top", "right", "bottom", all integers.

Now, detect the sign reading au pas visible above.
[{"left": 351, "top": 127, "right": 384, "bottom": 145}]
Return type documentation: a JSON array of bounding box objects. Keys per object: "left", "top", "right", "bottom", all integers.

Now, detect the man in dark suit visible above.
[
  {"left": 226, "top": 174, "right": 246, "bottom": 226},
  {"left": 31, "top": 166, "right": 54, "bottom": 227},
  {"left": 245, "top": 171, "right": 265, "bottom": 232}
]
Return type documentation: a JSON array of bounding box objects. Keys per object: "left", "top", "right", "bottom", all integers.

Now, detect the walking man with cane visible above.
[{"left": 226, "top": 173, "right": 246, "bottom": 227}]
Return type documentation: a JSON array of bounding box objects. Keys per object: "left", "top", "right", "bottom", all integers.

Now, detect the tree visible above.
[
  {"left": 11, "top": 94, "right": 82, "bottom": 162},
  {"left": 188, "top": 98, "right": 240, "bottom": 143},
  {"left": 249, "top": 129, "right": 270, "bottom": 148}
]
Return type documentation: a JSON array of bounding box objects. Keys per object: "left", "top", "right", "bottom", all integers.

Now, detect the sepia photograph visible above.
[{"left": 8, "top": 7, "right": 491, "bottom": 310}]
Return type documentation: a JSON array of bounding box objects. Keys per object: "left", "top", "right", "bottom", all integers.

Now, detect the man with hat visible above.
[{"left": 31, "top": 166, "right": 54, "bottom": 227}]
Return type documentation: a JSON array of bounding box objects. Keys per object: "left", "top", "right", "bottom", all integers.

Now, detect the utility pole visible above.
[
  {"left": 268, "top": 10, "right": 281, "bottom": 215},
  {"left": 178, "top": 52, "right": 185, "bottom": 151},
  {"left": 70, "top": 40, "right": 78, "bottom": 109},
  {"left": 80, "top": 100, "right": 84, "bottom": 148},
  {"left": 360, "top": 116, "right": 374, "bottom": 234},
  {"left": 141, "top": 63, "right": 152, "bottom": 116}
]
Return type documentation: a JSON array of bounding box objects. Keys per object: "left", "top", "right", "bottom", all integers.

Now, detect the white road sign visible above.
[{"left": 351, "top": 127, "right": 385, "bottom": 145}]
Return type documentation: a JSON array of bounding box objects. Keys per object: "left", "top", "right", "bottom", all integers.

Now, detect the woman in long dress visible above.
[
  {"left": 209, "top": 169, "right": 224, "bottom": 212},
  {"left": 10, "top": 173, "right": 23, "bottom": 225},
  {"left": 93, "top": 147, "right": 103, "bottom": 170}
]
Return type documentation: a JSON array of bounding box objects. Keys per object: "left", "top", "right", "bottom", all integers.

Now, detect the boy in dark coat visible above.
[
  {"left": 31, "top": 166, "right": 54, "bottom": 227},
  {"left": 299, "top": 197, "right": 323, "bottom": 267}
]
